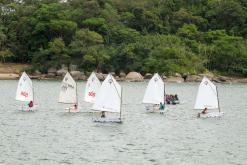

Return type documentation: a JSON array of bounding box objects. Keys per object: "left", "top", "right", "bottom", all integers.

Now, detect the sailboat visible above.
[
  {"left": 15, "top": 71, "right": 36, "bottom": 111},
  {"left": 142, "top": 73, "right": 165, "bottom": 112},
  {"left": 194, "top": 76, "right": 224, "bottom": 118},
  {"left": 84, "top": 72, "right": 101, "bottom": 103},
  {"left": 91, "top": 74, "right": 122, "bottom": 123},
  {"left": 58, "top": 72, "right": 79, "bottom": 112}
]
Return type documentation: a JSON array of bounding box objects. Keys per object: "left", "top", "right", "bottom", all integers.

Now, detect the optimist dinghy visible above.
[
  {"left": 91, "top": 74, "right": 122, "bottom": 123},
  {"left": 142, "top": 73, "right": 165, "bottom": 113},
  {"left": 194, "top": 77, "right": 223, "bottom": 118},
  {"left": 15, "top": 72, "right": 37, "bottom": 111},
  {"left": 58, "top": 72, "right": 79, "bottom": 112}
]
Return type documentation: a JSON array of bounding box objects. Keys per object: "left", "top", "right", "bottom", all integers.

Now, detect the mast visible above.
[
  {"left": 32, "top": 77, "right": 34, "bottom": 103},
  {"left": 120, "top": 86, "right": 123, "bottom": 121},
  {"left": 216, "top": 86, "right": 221, "bottom": 113}
]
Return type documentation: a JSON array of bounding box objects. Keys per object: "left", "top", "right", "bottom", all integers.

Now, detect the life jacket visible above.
[{"left": 28, "top": 101, "right": 33, "bottom": 108}]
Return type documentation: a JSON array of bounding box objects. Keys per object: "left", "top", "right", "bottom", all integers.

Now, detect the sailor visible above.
[
  {"left": 101, "top": 111, "right": 106, "bottom": 118},
  {"left": 201, "top": 107, "right": 208, "bottom": 114},
  {"left": 28, "top": 101, "right": 33, "bottom": 108},
  {"left": 159, "top": 102, "right": 165, "bottom": 114},
  {"left": 74, "top": 104, "right": 78, "bottom": 110}
]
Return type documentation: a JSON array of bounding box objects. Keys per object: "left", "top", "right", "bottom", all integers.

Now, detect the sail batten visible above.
[
  {"left": 194, "top": 77, "right": 219, "bottom": 109},
  {"left": 15, "top": 72, "right": 33, "bottom": 102},
  {"left": 84, "top": 72, "right": 101, "bottom": 103},
  {"left": 142, "top": 73, "right": 164, "bottom": 104},
  {"left": 58, "top": 72, "right": 77, "bottom": 104},
  {"left": 92, "top": 74, "right": 121, "bottom": 113}
]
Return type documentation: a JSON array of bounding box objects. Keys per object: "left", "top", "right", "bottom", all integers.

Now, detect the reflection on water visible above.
[{"left": 0, "top": 80, "right": 246, "bottom": 164}]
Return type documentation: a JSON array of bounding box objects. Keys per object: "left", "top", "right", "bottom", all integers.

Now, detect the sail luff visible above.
[
  {"left": 216, "top": 86, "right": 221, "bottom": 112},
  {"left": 120, "top": 86, "right": 123, "bottom": 120}
]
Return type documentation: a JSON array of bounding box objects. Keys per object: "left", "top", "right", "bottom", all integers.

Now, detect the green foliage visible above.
[
  {"left": 0, "top": 0, "right": 247, "bottom": 76},
  {"left": 32, "top": 38, "right": 69, "bottom": 72},
  {"left": 209, "top": 35, "right": 247, "bottom": 76}
]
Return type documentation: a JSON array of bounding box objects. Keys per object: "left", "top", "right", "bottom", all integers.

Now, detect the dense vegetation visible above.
[{"left": 0, "top": 0, "right": 247, "bottom": 76}]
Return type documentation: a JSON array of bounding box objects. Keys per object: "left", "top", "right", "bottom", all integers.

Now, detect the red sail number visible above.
[
  {"left": 21, "top": 91, "right": 28, "bottom": 97},
  {"left": 88, "top": 91, "right": 96, "bottom": 97}
]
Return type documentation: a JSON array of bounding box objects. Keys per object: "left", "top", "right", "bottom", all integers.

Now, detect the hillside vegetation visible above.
[{"left": 0, "top": 0, "right": 247, "bottom": 76}]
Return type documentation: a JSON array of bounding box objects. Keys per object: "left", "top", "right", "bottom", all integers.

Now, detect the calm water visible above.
[{"left": 0, "top": 80, "right": 246, "bottom": 165}]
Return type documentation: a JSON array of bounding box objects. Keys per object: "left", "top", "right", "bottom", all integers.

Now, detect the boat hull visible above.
[
  {"left": 93, "top": 118, "right": 122, "bottom": 123},
  {"left": 198, "top": 112, "right": 224, "bottom": 118}
]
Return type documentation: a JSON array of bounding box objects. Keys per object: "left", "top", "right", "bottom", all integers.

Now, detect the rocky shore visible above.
[
  {"left": 0, "top": 63, "right": 246, "bottom": 83},
  {"left": 1, "top": 69, "right": 247, "bottom": 83}
]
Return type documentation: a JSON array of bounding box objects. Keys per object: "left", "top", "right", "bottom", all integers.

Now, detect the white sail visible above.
[
  {"left": 15, "top": 72, "right": 33, "bottom": 102},
  {"left": 142, "top": 73, "right": 164, "bottom": 104},
  {"left": 84, "top": 72, "right": 101, "bottom": 103},
  {"left": 194, "top": 77, "right": 219, "bottom": 109},
  {"left": 58, "top": 72, "right": 77, "bottom": 104},
  {"left": 92, "top": 74, "right": 121, "bottom": 113}
]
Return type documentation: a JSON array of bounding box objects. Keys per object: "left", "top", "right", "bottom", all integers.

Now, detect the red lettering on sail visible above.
[
  {"left": 88, "top": 91, "right": 96, "bottom": 97},
  {"left": 21, "top": 91, "right": 28, "bottom": 97}
]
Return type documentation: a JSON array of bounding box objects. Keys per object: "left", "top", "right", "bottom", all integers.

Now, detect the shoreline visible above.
[{"left": 1, "top": 72, "right": 247, "bottom": 83}]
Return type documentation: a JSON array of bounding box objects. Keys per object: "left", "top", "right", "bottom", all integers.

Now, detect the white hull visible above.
[
  {"left": 198, "top": 112, "right": 224, "bottom": 118},
  {"left": 145, "top": 105, "right": 159, "bottom": 113},
  {"left": 18, "top": 105, "right": 38, "bottom": 112},
  {"left": 93, "top": 118, "right": 122, "bottom": 123},
  {"left": 65, "top": 107, "right": 79, "bottom": 113}
]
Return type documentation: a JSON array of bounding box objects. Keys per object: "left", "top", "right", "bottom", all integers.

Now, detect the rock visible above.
[
  {"left": 96, "top": 73, "right": 107, "bottom": 81},
  {"left": 78, "top": 74, "right": 87, "bottom": 80},
  {"left": 47, "top": 67, "right": 57, "bottom": 74},
  {"left": 114, "top": 76, "right": 120, "bottom": 80},
  {"left": 33, "top": 70, "right": 42, "bottom": 76},
  {"left": 70, "top": 71, "right": 83, "bottom": 80},
  {"left": 234, "top": 78, "right": 247, "bottom": 83},
  {"left": 56, "top": 68, "right": 68, "bottom": 77},
  {"left": 46, "top": 73, "right": 56, "bottom": 78},
  {"left": 166, "top": 76, "right": 184, "bottom": 83},
  {"left": 126, "top": 72, "right": 144, "bottom": 82},
  {"left": 0, "top": 73, "right": 19, "bottom": 80},
  {"left": 162, "top": 75, "right": 167, "bottom": 79},
  {"left": 185, "top": 75, "right": 202, "bottom": 82},
  {"left": 218, "top": 76, "right": 232, "bottom": 82},
  {"left": 29, "top": 75, "right": 41, "bottom": 79},
  {"left": 198, "top": 72, "right": 214, "bottom": 79},
  {"left": 110, "top": 72, "right": 116, "bottom": 77},
  {"left": 144, "top": 73, "right": 153, "bottom": 79},
  {"left": 119, "top": 72, "right": 126, "bottom": 78},
  {"left": 174, "top": 73, "right": 182, "bottom": 77}
]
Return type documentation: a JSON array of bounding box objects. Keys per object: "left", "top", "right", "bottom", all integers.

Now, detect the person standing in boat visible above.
[
  {"left": 198, "top": 107, "right": 208, "bottom": 118},
  {"left": 101, "top": 111, "right": 106, "bottom": 118},
  {"left": 74, "top": 104, "right": 78, "bottom": 110},
  {"left": 159, "top": 102, "right": 165, "bottom": 114},
  {"left": 201, "top": 107, "right": 208, "bottom": 114},
  {"left": 28, "top": 101, "right": 33, "bottom": 108}
]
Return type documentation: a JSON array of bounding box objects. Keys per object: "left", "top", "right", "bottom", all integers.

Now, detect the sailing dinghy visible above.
[
  {"left": 142, "top": 73, "right": 165, "bottom": 112},
  {"left": 91, "top": 74, "right": 122, "bottom": 123},
  {"left": 15, "top": 72, "right": 36, "bottom": 111},
  {"left": 84, "top": 72, "right": 101, "bottom": 103},
  {"left": 58, "top": 72, "right": 79, "bottom": 112},
  {"left": 194, "top": 77, "right": 224, "bottom": 118}
]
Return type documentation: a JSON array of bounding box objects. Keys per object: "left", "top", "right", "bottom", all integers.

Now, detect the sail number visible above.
[
  {"left": 88, "top": 91, "right": 96, "bottom": 97},
  {"left": 21, "top": 91, "right": 28, "bottom": 97}
]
